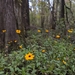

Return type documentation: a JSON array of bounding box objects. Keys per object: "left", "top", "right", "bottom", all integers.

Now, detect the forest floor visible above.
[{"left": 0, "top": 29, "right": 75, "bottom": 75}]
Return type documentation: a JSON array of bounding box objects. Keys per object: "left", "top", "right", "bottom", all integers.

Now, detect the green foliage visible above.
[{"left": 0, "top": 32, "right": 75, "bottom": 75}]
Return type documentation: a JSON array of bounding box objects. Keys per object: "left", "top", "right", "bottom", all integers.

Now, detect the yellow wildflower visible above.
[
  {"left": 57, "top": 58, "right": 60, "bottom": 60},
  {"left": 19, "top": 45, "right": 22, "bottom": 49},
  {"left": 8, "top": 41, "right": 12, "bottom": 44},
  {"left": 37, "top": 29, "right": 41, "bottom": 32},
  {"left": 74, "top": 48, "right": 75, "bottom": 50},
  {"left": 25, "top": 53, "right": 34, "bottom": 60},
  {"left": 14, "top": 40, "right": 17, "bottom": 43},
  {"left": 68, "top": 35, "right": 70, "bottom": 38},
  {"left": 16, "top": 29, "right": 21, "bottom": 34},
  {"left": 8, "top": 42, "right": 11, "bottom": 44},
  {"left": 68, "top": 29, "right": 73, "bottom": 33},
  {"left": 63, "top": 60, "right": 67, "bottom": 65},
  {"left": 2, "top": 30, "right": 6, "bottom": 33},
  {"left": 45, "top": 29, "right": 49, "bottom": 33},
  {"left": 56, "top": 35, "right": 60, "bottom": 39},
  {"left": 42, "top": 50, "right": 46, "bottom": 53}
]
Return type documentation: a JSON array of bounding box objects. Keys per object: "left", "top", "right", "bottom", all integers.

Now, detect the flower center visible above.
[{"left": 29, "top": 55, "right": 31, "bottom": 57}]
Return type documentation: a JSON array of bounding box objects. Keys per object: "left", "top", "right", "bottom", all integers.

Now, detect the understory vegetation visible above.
[
  {"left": 0, "top": 29, "right": 75, "bottom": 75},
  {"left": 1, "top": 0, "right": 75, "bottom": 75}
]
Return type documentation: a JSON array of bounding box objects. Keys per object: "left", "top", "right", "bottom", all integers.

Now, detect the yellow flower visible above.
[
  {"left": 74, "top": 48, "right": 75, "bottom": 50},
  {"left": 68, "top": 29, "right": 73, "bottom": 33},
  {"left": 42, "top": 50, "right": 46, "bottom": 53},
  {"left": 37, "top": 29, "right": 41, "bottom": 32},
  {"left": 2, "top": 30, "right": 6, "bottom": 33},
  {"left": 68, "top": 35, "right": 70, "bottom": 38},
  {"left": 8, "top": 42, "right": 11, "bottom": 44},
  {"left": 19, "top": 45, "right": 22, "bottom": 49},
  {"left": 62, "top": 60, "right": 67, "bottom": 65},
  {"left": 14, "top": 40, "right": 17, "bottom": 43},
  {"left": 8, "top": 41, "right": 12, "bottom": 44},
  {"left": 56, "top": 35, "right": 60, "bottom": 39},
  {"left": 57, "top": 58, "right": 60, "bottom": 60},
  {"left": 45, "top": 29, "right": 49, "bottom": 33},
  {"left": 16, "top": 30, "right": 21, "bottom": 34},
  {"left": 25, "top": 53, "right": 34, "bottom": 60}
]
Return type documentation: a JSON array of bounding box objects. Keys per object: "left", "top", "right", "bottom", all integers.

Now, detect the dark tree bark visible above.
[
  {"left": 21, "top": 0, "right": 30, "bottom": 38},
  {"left": 50, "top": 0, "right": 56, "bottom": 29},
  {"left": 51, "top": 4, "right": 56, "bottom": 29},
  {"left": 0, "top": 0, "right": 19, "bottom": 53},
  {"left": 59, "top": 0, "right": 65, "bottom": 19},
  {"left": 0, "top": 0, "right": 5, "bottom": 48},
  {"left": 59, "top": 0, "right": 66, "bottom": 35},
  {"left": 21, "top": 0, "right": 30, "bottom": 31},
  {"left": 4, "top": 0, "right": 18, "bottom": 42},
  {"left": 0, "top": 0, "right": 30, "bottom": 51}
]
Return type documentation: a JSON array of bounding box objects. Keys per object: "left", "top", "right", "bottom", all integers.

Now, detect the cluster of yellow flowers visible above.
[
  {"left": 8, "top": 40, "right": 18, "bottom": 44},
  {"left": 62, "top": 60, "right": 67, "bottom": 65},
  {"left": 57, "top": 58, "right": 67, "bottom": 65},
  {"left": 2, "top": 29, "right": 21, "bottom": 34},
  {"left": 68, "top": 29, "right": 73, "bottom": 33},
  {"left": 37, "top": 29, "right": 49, "bottom": 33},
  {"left": 24, "top": 49, "right": 46, "bottom": 61},
  {"left": 8, "top": 41, "right": 12, "bottom": 44},
  {"left": 2, "top": 30, "right": 6, "bottom": 33}
]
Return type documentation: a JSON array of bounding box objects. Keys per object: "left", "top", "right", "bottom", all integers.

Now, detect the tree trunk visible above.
[
  {"left": 3, "top": 0, "right": 18, "bottom": 53},
  {"left": 50, "top": 0, "right": 56, "bottom": 29},
  {"left": 59, "top": 0, "right": 66, "bottom": 35},
  {"left": 59, "top": 0, "right": 65, "bottom": 19},
  {"left": 21, "top": 0, "right": 30, "bottom": 37},
  {"left": 0, "top": 0, "right": 5, "bottom": 49},
  {"left": 21, "top": 0, "right": 30, "bottom": 31}
]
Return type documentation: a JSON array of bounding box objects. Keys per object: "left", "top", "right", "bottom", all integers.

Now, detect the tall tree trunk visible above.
[
  {"left": 50, "top": 0, "right": 56, "bottom": 29},
  {"left": 59, "top": 0, "right": 65, "bottom": 19},
  {"left": 4, "top": 0, "right": 18, "bottom": 53},
  {"left": 21, "top": 0, "right": 30, "bottom": 37},
  {"left": 0, "top": 0, "right": 5, "bottom": 49},
  {"left": 21, "top": 0, "right": 30, "bottom": 30},
  {"left": 59, "top": 0, "right": 66, "bottom": 35}
]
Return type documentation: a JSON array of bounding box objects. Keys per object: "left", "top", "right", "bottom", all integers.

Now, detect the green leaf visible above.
[
  {"left": 0, "top": 71, "right": 4, "bottom": 74},
  {"left": 22, "top": 68, "right": 25, "bottom": 75}
]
